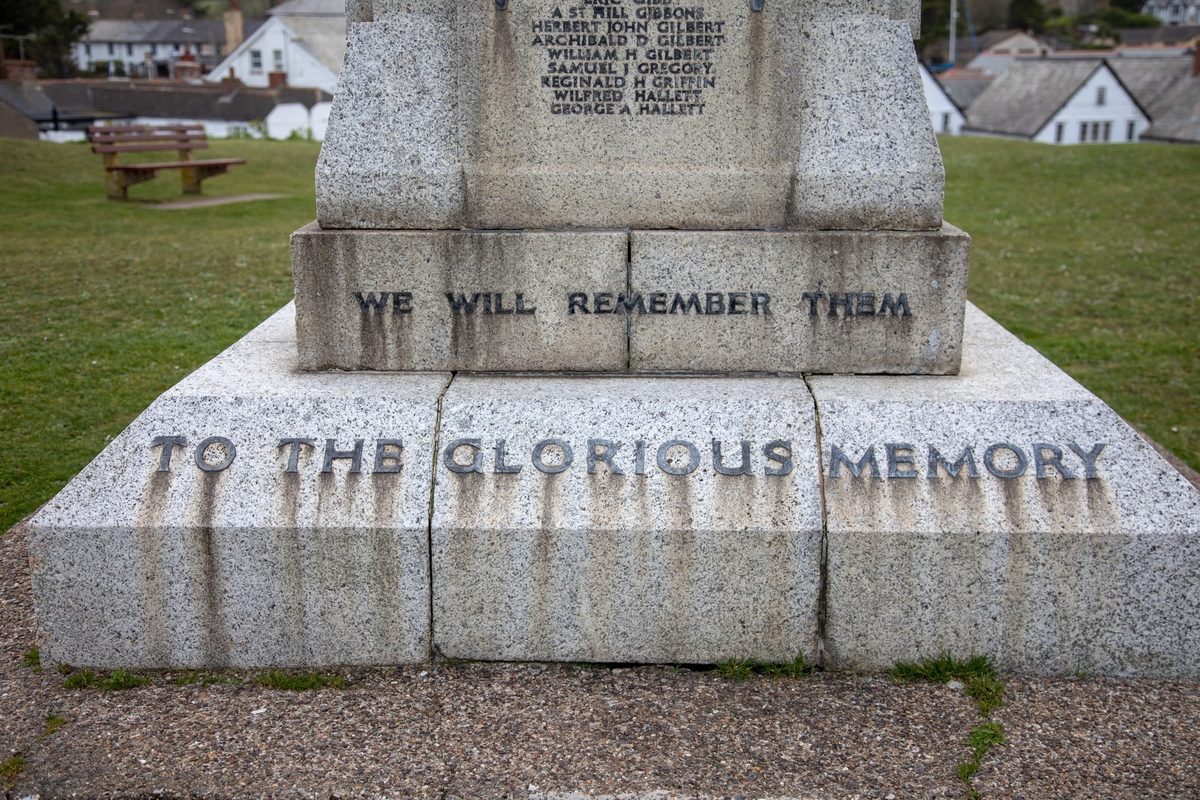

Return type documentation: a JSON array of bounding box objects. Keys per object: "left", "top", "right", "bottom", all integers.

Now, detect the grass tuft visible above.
[
  {"left": 40, "top": 714, "right": 68, "bottom": 740},
  {"left": 56, "top": 662, "right": 73, "bottom": 675},
  {"left": 890, "top": 651, "right": 996, "bottom": 684},
  {"left": 967, "top": 721, "right": 1008, "bottom": 761},
  {"left": 966, "top": 674, "right": 1008, "bottom": 717},
  {"left": 0, "top": 755, "right": 24, "bottom": 788},
  {"left": 716, "top": 654, "right": 815, "bottom": 680},
  {"left": 716, "top": 660, "right": 755, "bottom": 680},
  {"left": 63, "top": 669, "right": 95, "bottom": 689},
  {"left": 956, "top": 721, "right": 1008, "bottom": 798},
  {"left": 99, "top": 669, "right": 152, "bottom": 690},
  {"left": 763, "top": 653, "right": 815, "bottom": 679},
  {"left": 63, "top": 669, "right": 151, "bottom": 690},
  {"left": 172, "top": 670, "right": 202, "bottom": 686},
  {"left": 22, "top": 645, "right": 40, "bottom": 671},
  {"left": 256, "top": 670, "right": 345, "bottom": 691}
]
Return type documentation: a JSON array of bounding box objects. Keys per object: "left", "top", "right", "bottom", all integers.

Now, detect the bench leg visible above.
[
  {"left": 180, "top": 163, "right": 231, "bottom": 195},
  {"left": 105, "top": 169, "right": 129, "bottom": 200},
  {"left": 181, "top": 165, "right": 202, "bottom": 195},
  {"left": 105, "top": 168, "right": 160, "bottom": 200}
]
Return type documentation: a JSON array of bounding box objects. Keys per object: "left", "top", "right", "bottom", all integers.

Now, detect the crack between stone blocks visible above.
[
  {"left": 801, "top": 371, "right": 829, "bottom": 671},
  {"left": 625, "top": 229, "right": 632, "bottom": 371},
  {"left": 426, "top": 371, "right": 454, "bottom": 663}
]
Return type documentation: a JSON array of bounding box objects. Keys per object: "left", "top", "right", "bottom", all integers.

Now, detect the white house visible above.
[
  {"left": 920, "top": 63, "right": 965, "bottom": 134},
  {"left": 1141, "top": 1, "right": 1200, "bottom": 25},
  {"left": 964, "top": 58, "right": 1151, "bottom": 144},
  {"left": 75, "top": 19, "right": 232, "bottom": 78},
  {"left": 205, "top": 0, "right": 344, "bottom": 94}
]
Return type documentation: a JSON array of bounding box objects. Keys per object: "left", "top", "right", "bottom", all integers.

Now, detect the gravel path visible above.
[{"left": 3, "top": 523, "right": 1199, "bottom": 799}]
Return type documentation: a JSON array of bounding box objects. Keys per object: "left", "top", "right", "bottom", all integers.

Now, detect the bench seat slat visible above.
[
  {"left": 90, "top": 133, "right": 208, "bottom": 144},
  {"left": 107, "top": 158, "right": 246, "bottom": 171},
  {"left": 92, "top": 142, "right": 210, "bottom": 154},
  {"left": 87, "top": 124, "right": 204, "bottom": 133}
]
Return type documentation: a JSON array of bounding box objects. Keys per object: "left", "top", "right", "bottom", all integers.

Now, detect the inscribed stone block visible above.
[{"left": 431, "top": 375, "right": 823, "bottom": 664}]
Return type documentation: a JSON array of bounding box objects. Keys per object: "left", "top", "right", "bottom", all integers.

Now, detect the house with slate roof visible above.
[
  {"left": 1120, "top": 24, "right": 1200, "bottom": 49},
  {"left": 1111, "top": 54, "right": 1200, "bottom": 143},
  {"left": 0, "top": 81, "right": 112, "bottom": 139},
  {"left": 205, "top": 0, "right": 344, "bottom": 94},
  {"left": 964, "top": 58, "right": 1151, "bottom": 144},
  {"left": 39, "top": 79, "right": 333, "bottom": 140},
  {"left": 1141, "top": 1, "right": 1200, "bottom": 25},
  {"left": 937, "top": 68, "right": 997, "bottom": 112},
  {"left": 919, "top": 63, "right": 965, "bottom": 134},
  {"left": 75, "top": 19, "right": 265, "bottom": 78}
]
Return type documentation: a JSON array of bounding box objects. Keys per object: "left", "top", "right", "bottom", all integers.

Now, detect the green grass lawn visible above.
[
  {"left": 941, "top": 137, "right": 1199, "bottom": 476},
  {"left": 0, "top": 138, "right": 320, "bottom": 532},
  {"left": 0, "top": 135, "right": 1197, "bottom": 532}
]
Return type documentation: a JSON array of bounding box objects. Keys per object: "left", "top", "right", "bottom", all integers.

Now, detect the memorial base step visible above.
[{"left": 28, "top": 303, "right": 1200, "bottom": 676}]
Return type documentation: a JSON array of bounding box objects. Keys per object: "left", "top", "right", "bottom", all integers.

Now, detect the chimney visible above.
[
  {"left": 223, "top": 0, "right": 244, "bottom": 56},
  {"left": 3, "top": 61, "right": 38, "bottom": 83}
]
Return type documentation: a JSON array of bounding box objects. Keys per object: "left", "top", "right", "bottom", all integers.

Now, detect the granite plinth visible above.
[
  {"left": 28, "top": 303, "right": 1200, "bottom": 675},
  {"left": 430, "top": 375, "right": 824, "bottom": 664},
  {"left": 292, "top": 224, "right": 970, "bottom": 375},
  {"left": 813, "top": 305, "right": 1200, "bottom": 678},
  {"left": 29, "top": 307, "right": 447, "bottom": 669},
  {"left": 316, "top": 0, "right": 939, "bottom": 231}
]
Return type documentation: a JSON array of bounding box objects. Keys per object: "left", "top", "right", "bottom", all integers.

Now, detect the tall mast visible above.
[{"left": 949, "top": 0, "right": 958, "bottom": 67}]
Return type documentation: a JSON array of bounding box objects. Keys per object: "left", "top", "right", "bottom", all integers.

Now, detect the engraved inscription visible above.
[
  {"left": 534, "top": 0, "right": 729, "bottom": 117},
  {"left": 827, "top": 442, "right": 1108, "bottom": 480}
]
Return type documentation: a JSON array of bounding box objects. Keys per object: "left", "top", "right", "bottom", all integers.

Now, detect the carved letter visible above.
[
  {"left": 374, "top": 439, "right": 403, "bottom": 474},
  {"left": 151, "top": 435, "right": 188, "bottom": 472},
  {"left": 886, "top": 443, "right": 918, "bottom": 478},
  {"left": 712, "top": 440, "right": 752, "bottom": 475},
  {"left": 533, "top": 439, "right": 574, "bottom": 474},
  {"left": 443, "top": 439, "right": 484, "bottom": 474},
  {"left": 763, "top": 440, "right": 793, "bottom": 476},
  {"left": 587, "top": 439, "right": 625, "bottom": 475},
  {"left": 194, "top": 436, "right": 237, "bottom": 473},
  {"left": 829, "top": 445, "right": 879, "bottom": 478},
  {"left": 983, "top": 443, "right": 1028, "bottom": 479},
  {"left": 1067, "top": 442, "right": 1107, "bottom": 479},
  {"left": 928, "top": 445, "right": 979, "bottom": 479},
  {"left": 657, "top": 440, "right": 700, "bottom": 475},
  {"left": 322, "top": 439, "right": 363, "bottom": 474},
  {"left": 1034, "top": 443, "right": 1076, "bottom": 480},
  {"left": 279, "top": 437, "right": 316, "bottom": 473},
  {"left": 494, "top": 439, "right": 522, "bottom": 474}
]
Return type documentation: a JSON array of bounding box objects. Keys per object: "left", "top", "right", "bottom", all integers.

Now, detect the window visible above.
[
  {"left": 250, "top": 49, "right": 263, "bottom": 72},
  {"left": 1080, "top": 121, "right": 1088, "bottom": 142},
  {"left": 942, "top": 112, "right": 951, "bottom": 133},
  {"left": 127, "top": 43, "right": 133, "bottom": 56},
  {"left": 1053, "top": 122, "right": 1063, "bottom": 143},
  {"left": 1102, "top": 121, "right": 1111, "bottom": 142},
  {"left": 85, "top": 43, "right": 91, "bottom": 56},
  {"left": 1091, "top": 122, "right": 1101, "bottom": 142},
  {"left": 273, "top": 49, "right": 284, "bottom": 71},
  {"left": 107, "top": 42, "right": 114, "bottom": 55},
  {"left": 1127, "top": 120, "right": 1137, "bottom": 141},
  {"left": 1097, "top": 86, "right": 1106, "bottom": 106}
]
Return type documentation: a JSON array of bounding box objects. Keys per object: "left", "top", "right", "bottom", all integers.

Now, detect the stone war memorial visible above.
[{"left": 28, "top": 0, "right": 1200, "bottom": 677}]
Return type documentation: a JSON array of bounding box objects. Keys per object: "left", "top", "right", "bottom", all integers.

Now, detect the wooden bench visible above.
[{"left": 87, "top": 124, "right": 246, "bottom": 200}]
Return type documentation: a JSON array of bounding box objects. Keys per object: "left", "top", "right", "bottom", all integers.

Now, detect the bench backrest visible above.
[{"left": 87, "top": 124, "right": 209, "bottom": 156}]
